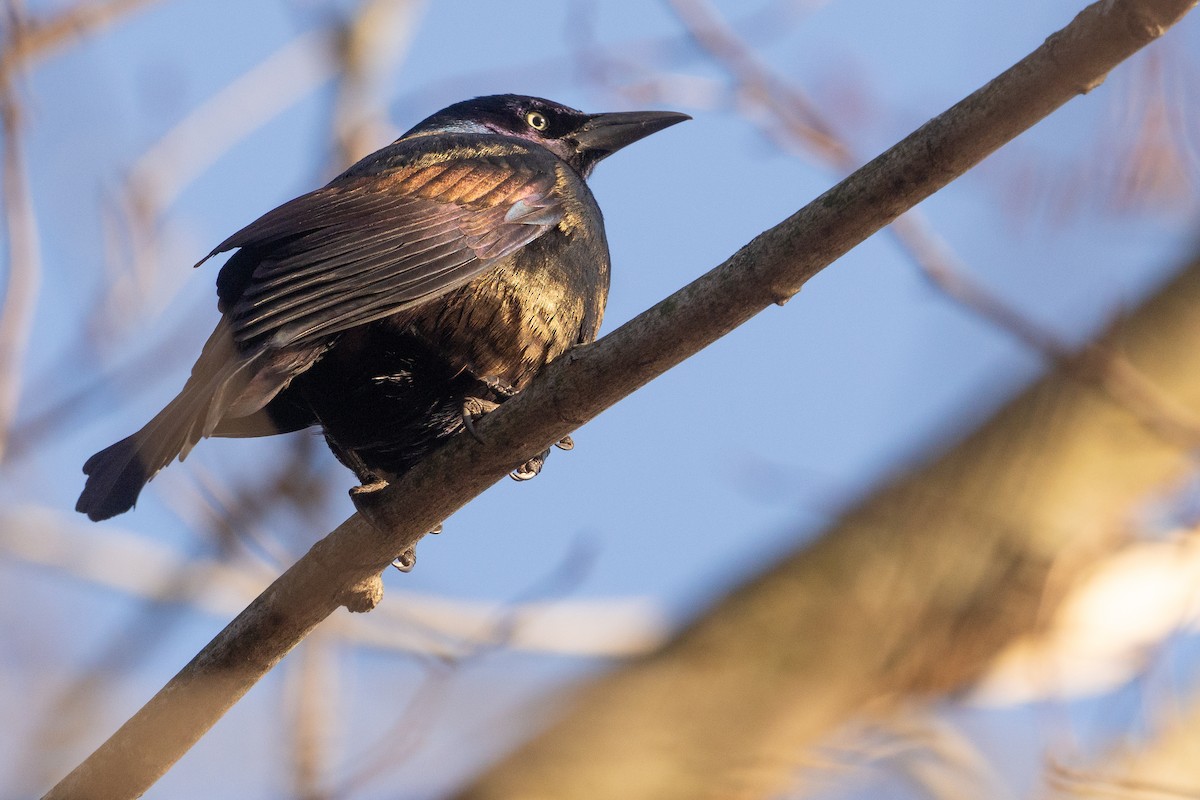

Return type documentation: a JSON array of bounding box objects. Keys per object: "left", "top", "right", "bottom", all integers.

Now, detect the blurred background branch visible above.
[{"left": 455, "top": 246, "right": 1200, "bottom": 800}]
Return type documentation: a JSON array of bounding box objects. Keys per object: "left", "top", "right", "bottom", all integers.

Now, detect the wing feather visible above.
[{"left": 209, "top": 147, "right": 563, "bottom": 350}]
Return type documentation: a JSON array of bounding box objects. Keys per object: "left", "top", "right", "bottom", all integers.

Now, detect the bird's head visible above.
[{"left": 402, "top": 94, "right": 690, "bottom": 178}]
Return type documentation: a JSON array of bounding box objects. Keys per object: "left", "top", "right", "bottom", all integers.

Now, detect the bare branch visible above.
[
  {"left": 0, "top": 11, "right": 41, "bottom": 459},
  {"left": 287, "top": 636, "right": 336, "bottom": 800},
  {"left": 41, "top": 1, "right": 1199, "bottom": 797},
  {"left": 0, "top": 508, "right": 668, "bottom": 658},
  {"left": 972, "top": 532, "right": 1200, "bottom": 706},
  {"left": 891, "top": 212, "right": 1200, "bottom": 450},
  {"left": 666, "top": 0, "right": 854, "bottom": 168},
  {"left": 126, "top": 29, "right": 336, "bottom": 213},
  {"left": 327, "top": 0, "right": 423, "bottom": 168},
  {"left": 0, "top": 0, "right": 158, "bottom": 79}
]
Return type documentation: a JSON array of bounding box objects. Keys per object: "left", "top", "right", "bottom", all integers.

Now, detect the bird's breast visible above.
[{"left": 406, "top": 223, "right": 608, "bottom": 390}]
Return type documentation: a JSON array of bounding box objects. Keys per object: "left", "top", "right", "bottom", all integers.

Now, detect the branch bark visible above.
[{"left": 42, "top": 0, "right": 1199, "bottom": 797}]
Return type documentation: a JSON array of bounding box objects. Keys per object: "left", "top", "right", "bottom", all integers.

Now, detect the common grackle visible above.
[{"left": 76, "top": 94, "right": 688, "bottom": 527}]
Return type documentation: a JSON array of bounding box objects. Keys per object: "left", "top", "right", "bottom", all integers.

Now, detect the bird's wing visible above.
[{"left": 203, "top": 152, "right": 565, "bottom": 350}]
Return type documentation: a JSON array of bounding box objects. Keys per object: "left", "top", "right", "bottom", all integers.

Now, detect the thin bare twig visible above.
[
  {"left": 111, "top": 29, "right": 335, "bottom": 317},
  {"left": 0, "top": 5, "right": 41, "bottom": 460},
  {"left": 1050, "top": 761, "right": 1200, "bottom": 799},
  {"left": 890, "top": 212, "right": 1200, "bottom": 450},
  {"left": 0, "top": 0, "right": 158, "bottom": 81},
  {"left": 288, "top": 636, "right": 336, "bottom": 800},
  {"left": 666, "top": 0, "right": 852, "bottom": 166},
  {"left": 328, "top": 0, "right": 424, "bottom": 169}
]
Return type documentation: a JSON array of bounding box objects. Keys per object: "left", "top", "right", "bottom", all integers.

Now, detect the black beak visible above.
[{"left": 572, "top": 110, "right": 691, "bottom": 161}]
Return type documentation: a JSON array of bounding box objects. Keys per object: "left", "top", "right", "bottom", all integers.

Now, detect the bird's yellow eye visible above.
[{"left": 525, "top": 111, "right": 549, "bottom": 131}]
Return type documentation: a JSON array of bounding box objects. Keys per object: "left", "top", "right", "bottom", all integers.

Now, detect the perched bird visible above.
[{"left": 76, "top": 94, "right": 688, "bottom": 525}]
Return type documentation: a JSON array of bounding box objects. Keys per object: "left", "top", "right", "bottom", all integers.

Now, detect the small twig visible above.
[
  {"left": 288, "top": 636, "right": 336, "bottom": 800},
  {"left": 666, "top": 0, "right": 854, "bottom": 167},
  {"left": 327, "top": 0, "right": 422, "bottom": 169},
  {"left": 1050, "top": 761, "right": 1200, "bottom": 799},
  {"left": 891, "top": 213, "right": 1200, "bottom": 450},
  {"left": 116, "top": 30, "right": 335, "bottom": 309},
  {"left": 0, "top": 10, "right": 41, "bottom": 460},
  {"left": 0, "top": 0, "right": 158, "bottom": 81}
]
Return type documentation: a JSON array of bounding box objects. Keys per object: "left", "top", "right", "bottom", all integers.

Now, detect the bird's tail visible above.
[
  {"left": 77, "top": 432, "right": 158, "bottom": 521},
  {"left": 76, "top": 383, "right": 219, "bottom": 521},
  {"left": 77, "top": 324, "right": 259, "bottom": 521}
]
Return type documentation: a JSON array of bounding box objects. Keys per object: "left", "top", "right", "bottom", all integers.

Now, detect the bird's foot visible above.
[
  {"left": 392, "top": 547, "right": 416, "bottom": 573},
  {"left": 511, "top": 448, "right": 549, "bottom": 481},
  {"left": 480, "top": 375, "right": 519, "bottom": 399},
  {"left": 349, "top": 477, "right": 390, "bottom": 513},
  {"left": 349, "top": 479, "right": 433, "bottom": 572},
  {"left": 390, "top": 521, "right": 442, "bottom": 572},
  {"left": 461, "top": 396, "right": 500, "bottom": 444},
  {"left": 510, "top": 435, "right": 576, "bottom": 481}
]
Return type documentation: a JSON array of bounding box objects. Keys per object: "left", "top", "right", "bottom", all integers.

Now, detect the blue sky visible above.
[{"left": 3, "top": 1, "right": 1200, "bottom": 797}]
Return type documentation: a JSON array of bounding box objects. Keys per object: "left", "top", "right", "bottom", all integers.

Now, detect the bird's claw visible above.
[
  {"left": 390, "top": 517, "right": 442, "bottom": 572},
  {"left": 392, "top": 547, "right": 416, "bottom": 572},
  {"left": 461, "top": 396, "right": 500, "bottom": 444},
  {"left": 511, "top": 449, "right": 549, "bottom": 481},
  {"left": 352, "top": 480, "right": 439, "bottom": 572},
  {"left": 510, "top": 435, "right": 575, "bottom": 480}
]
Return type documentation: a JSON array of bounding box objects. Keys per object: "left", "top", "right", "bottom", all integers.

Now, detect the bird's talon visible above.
[
  {"left": 511, "top": 449, "right": 548, "bottom": 481},
  {"left": 555, "top": 435, "right": 574, "bottom": 451},
  {"left": 461, "top": 408, "right": 486, "bottom": 444},
  {"left": 461, "top": 396, "right": 499, "bottom": 444},
  {"left": 510, "top": 465, "right": 539, "bottom": 481},
  {"left": 392, "top": 548, "right": 416, "bottom": 572}
]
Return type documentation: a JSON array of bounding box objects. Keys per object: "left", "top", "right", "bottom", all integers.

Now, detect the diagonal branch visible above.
[
  {"left": 42, "top": 0, "right": 1199, "bottom": 798},
  {"left": 0, "top": 0, "right": 159, "bottom": 80}
]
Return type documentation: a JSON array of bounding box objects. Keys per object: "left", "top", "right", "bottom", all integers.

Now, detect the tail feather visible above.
[
  {"left": 76, "top": 384, "right": 217, "bottom": 521},
  {"left": 77, "top": 321, "right": 324, "bottom": 520},
  {"left": 77, "top": 324, "right": 265, "bottom": 521},
  {"left": 76, "top": 434, "right": 153, "bottom": 521}
]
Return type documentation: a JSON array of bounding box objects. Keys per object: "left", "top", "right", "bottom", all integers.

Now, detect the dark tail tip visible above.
[{"left": 76, "top": 436, "right": 150, "bottom": 521}]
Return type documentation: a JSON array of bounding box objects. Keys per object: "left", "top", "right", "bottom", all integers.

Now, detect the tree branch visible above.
[
  {"left": 42, "top": 0, "right": 1199, "bottom": 797},
  {"left": 0, "top": 0, "right": 159, "bottom": 80}
]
